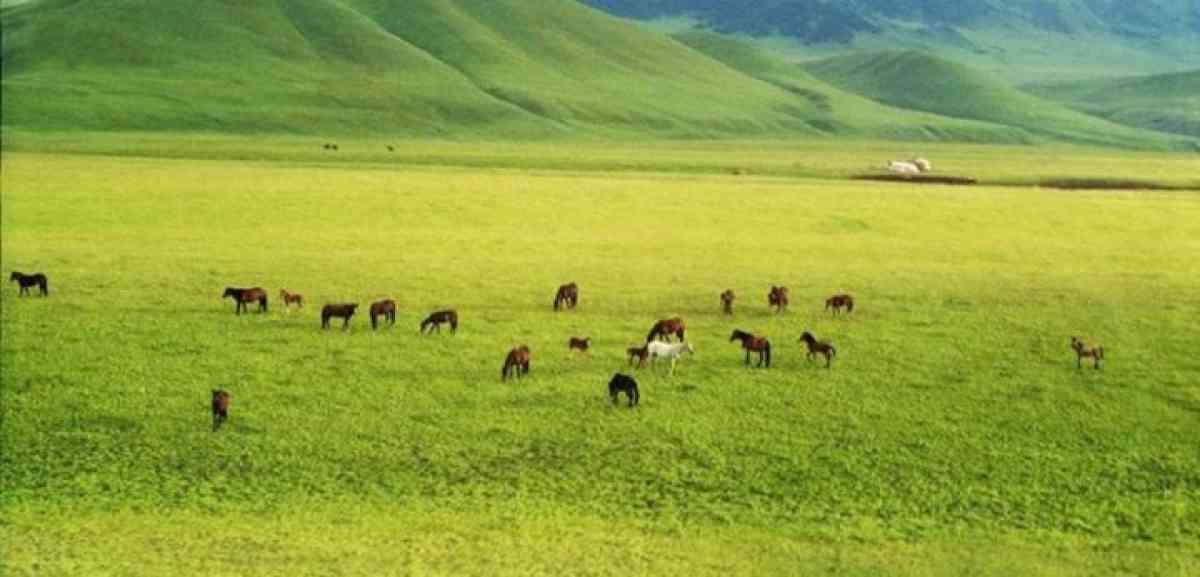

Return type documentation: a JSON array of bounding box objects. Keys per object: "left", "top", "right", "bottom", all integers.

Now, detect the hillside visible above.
[
  {"left": 802, "top": 50, "right": 1189, "bottom": 149},
  {"left": 1026, "top": 70, "right": 1200, "bottom": 138}
]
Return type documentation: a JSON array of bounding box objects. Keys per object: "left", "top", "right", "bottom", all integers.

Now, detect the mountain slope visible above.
[
  {"left": 802, "top": 50, "right": 1187, "bottom": 148},
  {"left": 1025, "top": 70, "right": 1200, "bottom": 138}
]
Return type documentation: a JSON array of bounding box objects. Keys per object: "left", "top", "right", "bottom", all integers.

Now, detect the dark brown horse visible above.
[
  {"left": 554, "top": 282, "right": 579, "bottom": 311},
  {"left": 420, "top": 309, "right": 458, "bottom": 334},
  {"left": 768, "top": 286, "right": 789, "bottom": 313},
  {"left": 627, "top": 345, "right": 649, "bottom": 368},
  {"left": 1071, "top": 337, "right": 1104, "bottom": 370},
  {"left": 825, "top": 294, "right": 855, "bottom": 315},
  {"left": 211, "top": 390, "right": 231, "bottom": 432},
  {"left": 321, "top": 303, "right": 358, "bottom": 329},
  {"left": 720, "top": 289, "right": 735, "bottom": 315},
  {"left": 608, "top": 373, "right": 639, "bottom": 407},
  {"left": 568, "top": 337, "right": 591, "bottom": 353},
  {"left": 223, "top": 287, "right": 268, "bottom": 315},
  {"left": 729, "top": 329, "right": 771, "bottom": 368},
  {"left": 369, "top": 299, "right": 397, "bottom": 330},
  {"left": 279, "top": 289, "right": 304, "bottom": 309},
  {"left": 646, "top": 316, "right": 686, "bottom": 342},
  {"left": 502, "top": 345, "right": 531, "bottom": 381},
  {"left": 10, "top": 272, "right": 48, "bottom": 296},
  {"left": 799, "top": 331, "right": 836, "bottom": 368}
]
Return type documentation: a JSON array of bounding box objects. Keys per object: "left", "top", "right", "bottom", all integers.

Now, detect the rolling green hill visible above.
[
  {"left": 802, "top": 50, "right": 1190, "bottom": 149},
  {"left": 1026, "top": 70, "right": 1200, "bottom": 139}
]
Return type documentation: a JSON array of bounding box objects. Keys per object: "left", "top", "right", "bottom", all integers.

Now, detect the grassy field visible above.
[{"left": 2, "top": 138, "right": 1199, "bottom": 575}]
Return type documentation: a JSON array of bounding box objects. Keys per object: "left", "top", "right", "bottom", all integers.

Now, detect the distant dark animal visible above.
[
  {"left": 646, "top": 316, "right": 686, "bottom": 342},
  {"left": 369, "top": 299, "right": 397, "bottom": 330},
  {"left": 387, "top": 145, "right": 395, "bottom": 152},
  {"left": 720, "top": 289, "right": 735, "bottom": 315},
  {"left": 502, "top": 345, "right": 531, "bottom": 381},
  {"left": 420, "top": 309, "right": 458, "bottom": 334},
  {"left": 825, "top": 294, "right": 854, "bottom": 315},
  {"left": 279, "top": 289, "right": 304, "bottom": 309},
  {"left": 608, "top": 373, "right": 639, "bottom": 407},
  {"left": 323, "top": 143, "right": 339, "bottom": 151},
  {"left": 627, "top": 345, "right": 649, "bottom": 368},
  {"left": 729, "top": 329, "right": 771, "bottom": 368},
  {"left": 1071, "top": 337, "right": 1104, "bottom": 370},
  {"left": 569, "top": 337, "right": 591, "bottom": 353},
  {"left": 321, "top": 303, "right": 358, "bottom": 330},
  {"left": 211, "top": 390, "right": 231, "bottom": 432},
  {"left": 223, "top": 287, "right": 268, "bottom": 315},
  {"left": 799, "top": 331, "right": 836, "bottom": 368},
  {"left": 768, "top": 286, "right": 789, "bottom": 313},
  {"left": 553, "top": 282, "right": 579, "bottom": 311},
  {"left": 9, "top": 272, "right": 48, "bottom": 297}
]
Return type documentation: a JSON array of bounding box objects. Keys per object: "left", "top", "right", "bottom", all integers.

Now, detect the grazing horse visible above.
[
  {"left": 321, "top": 303, "right": 358, "bottom": 330},
  {"left": 768, "top": 286, "right": 789, "bottom": 313},
  {"left": 627, "top": 345, "right": 649, "bottom": 368},
  {"left": 502, "top": 345, "right": 531, "bottom": 381},
  {"left": 825, "top": 294, "right": 854, "bottom": 315},
  {"left": 279, "top": 289, "right": 304, "bottom": 310},
  {"left": 1071, "top": 337, "right": 1104, "bottom": 370},
  {"left": 568, "top": 337, "right": 591, "bottom": 353},
  {"left": 553, "top": 282, "right": 579, "bottom": 311},
  {"left": 646, "top": 340, "right": 694, "bottom": 375},
  {"left": 9, "top": 272, "right": 48, "bottom": 296},
  {"left": 720, "top": 289, "right": 735, "bottom": 315},
  {"left": 223, "top": 287, "right": 268, "bottom": 315},
  {"left": 646, "top": 316, "right": 686, "bottom": 343},
  {"left": 211, "top": 390, "right": 231, "bottom": 432},
  {"left": 729, "top": 329, "right": 771, "bottom": 368},
  {"left": 608, "top": 373, "right": 640, "bottom": 407},
  {"left": 799, "top": 331, "right": 836, "bottom": 368},
  {"left": 420, "top": 309, "right": 458, "bottom": 334},
  {"left": 369, "top": 299, "right": 397, "bottom": 330}
]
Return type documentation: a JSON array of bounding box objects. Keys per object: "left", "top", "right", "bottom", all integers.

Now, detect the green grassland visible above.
[
  {"left": 2, "top": 138, "right": 1199, "bottom": 575},
  {"left": 1027, "top": 70, "right": 1200, "bottom": 139}
]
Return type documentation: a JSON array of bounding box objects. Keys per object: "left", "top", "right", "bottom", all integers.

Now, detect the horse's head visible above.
[
  {"left": 222, "top": 287, "right": 236, "bottom": 299},
  {"left": 800, "top": 332, "right": 814, "bottom": 343},
  {"left": 8, "top": 272, "right": 18, "bottom": 282},
  {"left": 729, "top": 330, "right": 744, "bottom": 342}
]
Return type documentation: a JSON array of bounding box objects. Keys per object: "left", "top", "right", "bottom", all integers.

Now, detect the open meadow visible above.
[{"left": 2, "top": 137, "right": 1199, "bottom": 576}]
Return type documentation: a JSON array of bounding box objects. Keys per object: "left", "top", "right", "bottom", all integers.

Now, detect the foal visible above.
[
  {"left": 211, "top": 390, "right": 231, "bottom": 432},
  {"left": 720, "top": 289, "right": 735, "bottom": 315},
  {"left": 627, "top": 345, "right": 649, "bottom": 368},
  {"left": 554, "top": 282, "right": 579, "bottom": 311},
  {"left": 10, "top": 272, "right": 48, "bottom": 296},
  {"left": 420, "top": 310, "right": 458, "bottom": 334},
  {"left": 568, "top": 337, "right": 591, "bottom": 354},
  {"left": 729, "top": 329, "right": 771, "bottom": 368},
  {"left": 321, "top": 303, "right": 358, "bottom": 330},
  {"left": 369, "top": 299, "right": 397, "bottom": 330},
  {"left": 223, "top": 287, "right": 268, "bottom": 315},
  {"left": 825, "top": 294, "right": 854, "bottom": 315},
  {"left": 502, "top": 345, "right": 532, "bottom": 381},
  {"left": 799, "top": 331, "right": 836, "bottom": 368},
  {"left": 608, "top": 373, "right": 639, "bottom": 407},
  {"left": 768, "top": 286, "right": 790, "bottom": 313},
  {"left": 279, "top": 289, "right": 304, "bottom": 310},
  {"left": 1071, "top": 337, "right": 1104, "bottom": 370}
]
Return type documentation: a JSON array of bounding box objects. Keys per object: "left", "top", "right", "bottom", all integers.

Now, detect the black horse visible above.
[
  {"left": 223, "top": 287, "right": 268, "bottom": 315},
  {"left": 10, "top": 272, "right": 48, "bottom": 296},
  {"left": 321, "top": 303, "right": 358, "bottom": 329},
  {"left": 369, "top": 299, "right": 397, "bottom": 330},
  {"left": 554, "top": 282, "right": 579, "bottom": 311},
  {"left": 608, "top": 373, "right": 639, "bottom": 407},
  {"left": 420, "top": 309, "right": 458, "bottom": 334},
  {"left": 211, "top": 390, "right": 231, "bottom": 432}
]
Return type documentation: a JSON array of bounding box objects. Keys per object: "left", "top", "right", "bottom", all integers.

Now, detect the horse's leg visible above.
[
  {"left": 343, "top": 316, "right": 350, "bottom": 330},
  {"left": 744, "top": 349, "right": 750, "bottom": 366}
]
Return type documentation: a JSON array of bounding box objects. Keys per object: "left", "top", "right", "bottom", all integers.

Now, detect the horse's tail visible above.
[
  {"left": 1097, "top": 347, "right": 1104, "bottom": 360},
  {"left": 764, "top": 342, "right": 772, "bottom": 367},
  {"left": 553, "top": 294, "right": 560, "bottom": 311},
  {"left": 41, "top": 278, "right": 48, "bottom": 296},
  {"left": 830, "top": 345, "right": 837, "bottom": 357},
  {"left": 261, "top": 294, "right": 268, "bottom": 311},
  {"left": 846, "top": 298, "right": 854, "bottom": 313}
]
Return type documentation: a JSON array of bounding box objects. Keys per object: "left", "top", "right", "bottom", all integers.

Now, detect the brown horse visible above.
[
  {"left": 720, "top": 289, "right": 735, "bottom": 315},
  {"left": 768, "top": 286, "right": 789, "bottom": 313},
  {"left": 321, "top": 303, "right": 358, "bottom": 329},
  {"left": 729, "top": 329, "right": 771, "bottom": 368},
  {"left": 421, "top": 309, "right": 458, "bottom": 334},
  {"left": 279, "top": 289, "right": 304, "bottom": 309},
  {"left": 223, "top": 287, "right": 268, "bottom": 315},
  {"left": 369, "top": 299, "right": 397, "bottom": 330},
  {"left": 10, "top": 272, "right": 48, "bottom": 296},
  {"left": 211, "top": 390, "right": 231, "bottom": 432},
  {"left": 554, "top": 282, "right": 579, "bottom": 311},
  {"left": 646, "top": 316, "right": 686, "bottom": 342},
  {"left": 1071, "top": 337, "right": 1104, "bottom": 370},
  {"left": 826, "top": 294, "right": 854, "bottom": 315},
  {"left": 799, "top": 331, "right": 836, "bottom": 368},
  {"left": 627, "top": 345, "right": 649, "bottom": 368},
  {"left": 502, "top": 345, "right": 531, "bottom": 381},
  {"left": 568, "top": 337, "right": 591, "bottom": 353}
]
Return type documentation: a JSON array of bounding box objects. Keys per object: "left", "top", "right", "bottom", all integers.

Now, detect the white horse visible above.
[
  {"left": 911, "top": 157, "right": 932, "bottom": 172},
  {"left": 646, "top": 341, "right": 694, "bottom": 375},
  {"left": 888, "top": 160, "right": 921, "bottom": 175}
]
